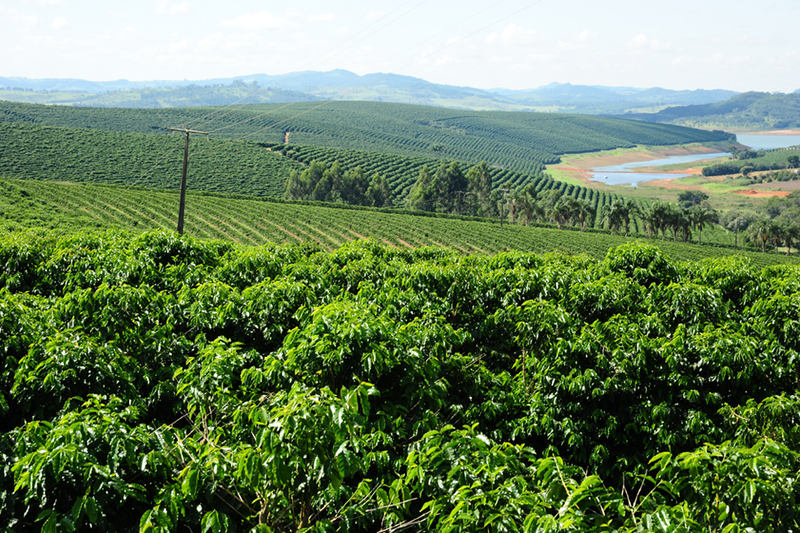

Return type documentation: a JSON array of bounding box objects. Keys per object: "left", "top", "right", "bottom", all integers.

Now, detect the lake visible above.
[
  {"left": 586, "top": 134, "right": 800, "bottom": 187},
  {"left": 588, "top": 152, "right": 728, "bottom": 187},
  {"left": 736, "top": 134, "right": 800, "bottom": 150}
]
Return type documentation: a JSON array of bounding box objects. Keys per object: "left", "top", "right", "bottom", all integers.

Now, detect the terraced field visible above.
[
  {"left": 0, "top": 100, "right": 734, "bottom": 175},
  {"left": 2, "top": 178, "right": 795, "bottom": 267}
]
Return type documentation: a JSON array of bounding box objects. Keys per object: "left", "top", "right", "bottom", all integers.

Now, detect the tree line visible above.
[
  {"left": 284, "top": 161, "right": 393, "bottom": 207},
  {"left": 722, "top": 191, "right": 800, "bottom": 254}
]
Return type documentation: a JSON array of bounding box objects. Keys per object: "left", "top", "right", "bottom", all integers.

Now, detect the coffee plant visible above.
[{"left": 2, "top": 231, "right": 800, "bottom": 532}]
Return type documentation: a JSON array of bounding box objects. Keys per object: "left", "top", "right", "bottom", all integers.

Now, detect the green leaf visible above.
[
  {"left": 84, "top": 496, "right": 99, "bottom": 524},
  {"left": 41, "top": 512, "right": 58, "bottom": 533},
  {"left": 182, "top": 468, "right": 199, "bottom": 498}
]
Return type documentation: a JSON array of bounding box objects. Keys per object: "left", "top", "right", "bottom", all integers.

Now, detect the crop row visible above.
[
  {"left": 0, "top": 100, "right": 734, "bottom": 169},
  {"left": 0, "top": 122, "right": 304, "bottom": 197},
  {"left": 1, "top": 178, "right": 792, "bottom": 267}
]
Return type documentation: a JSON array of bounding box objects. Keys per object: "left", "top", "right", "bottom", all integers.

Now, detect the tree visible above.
[
  {"left": 284, "top": 161, "right": 327, "bottom": 201},
  {"left": 601, "top": 201, "right": 623, "bottom": 235},
  {"left": 406, "top": 165, "right": 436, "bottom": 211},
  {"left": 365, "top": 174, "right": 393, "bottom": 208},
  {"left": 780, "top": 222, "right": 799, "bottom": 255},
  {"left": 721, "top": 210, "right": 756, "bottom": 250},
  {"left": 513, "top": 185, "right": 543, "bottom": 226},
  {"left": 574, "top": 199, "right": 595, "bottom": 231},
  {"left": 433, "top": 162, "right": 467, "bottom": 214},
  {"left": 601, "top": 199, "right": 638, "bottom": 236},
  {"left": 339, "top": 166, "right": 369, "bottom": 205},
  {"left": 788, "top": 155, "right": 799, "bottom": 169},
  {"left": 466, "top": 162, "right": 495, "bottom": 217},
  {"left": 619, "top": 198, "right": 640, "bottom": 236},
  {"left": 749, "top": 217, "right": 774, "bottom": 253},
  {"left": 688, "top": 205, "right": 718, "bottom": 245},
  {"left": 550, "top": 196, "right": 578, "bottom": 230},
  {"left": 678, "top": 190, "right": 709, "bottom": 209}
]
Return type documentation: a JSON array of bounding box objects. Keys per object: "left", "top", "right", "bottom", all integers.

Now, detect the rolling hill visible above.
[
  {"left": 1, "top": 71, "right": 739, "bottom": 113},
  {"left": 617, "top": 91, "right": 800, "bottom": 131},
  {"left": 0, "top": 101, "right": 734, "bottom": 174}
]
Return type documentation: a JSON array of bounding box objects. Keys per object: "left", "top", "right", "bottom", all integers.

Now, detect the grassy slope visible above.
[
  {"left": 0, "top": 122, "right": 303, "bottom": 197},
  {"left": 620, "top": 92, "right": 800, "bottom": 131},
  {"left": 0, "top": 122, "right": 636, "bottom": 213},
  {"left": 0, "top": 101, "right": 733, "bottom": 170},
  {"left": 2, "top": 177, "right": 795, "bottom": 268}
]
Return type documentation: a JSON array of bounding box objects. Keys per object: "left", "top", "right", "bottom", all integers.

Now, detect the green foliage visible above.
[
  {"left": 3, "top": 230, "right": 800, "bottom": 532},
  {"left": 0, "top": 100, "right": 732, "bottom": 168},
  {"left": 623, "top": 90, "right": 800, "bottom": 131},
  {"left": 0, "top": 122, "right": 304, "bottom": 197},
  {"left": 702, "top": 146, "right": 800, "bottom": 176}
]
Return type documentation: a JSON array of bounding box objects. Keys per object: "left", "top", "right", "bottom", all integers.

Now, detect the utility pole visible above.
[
  {"left": 167, "top": 127, "right": 209, "bottom": 234},
  {"left": 497, "top": 188, "right": 509, "bottom": 229}
]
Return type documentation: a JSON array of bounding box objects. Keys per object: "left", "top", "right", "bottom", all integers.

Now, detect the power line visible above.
[
  {"left": 167, "top": 127, "right": 209, "bottom": 234},
  {"left": 184, "top": 0, "right": 427, "bottom": 132},
  {"left": 196, "top": 0, "right": 511, "bottom": 138},
  {"left": 191, "top": 1, "right": 544, "bottom": 155},
  {"left": 125, "top": 1, "right": 546, "bottom": 238}
]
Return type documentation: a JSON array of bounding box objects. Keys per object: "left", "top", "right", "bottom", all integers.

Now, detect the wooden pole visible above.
[{"left": 167, "top": 127, "right": 208, "bottom": 234}]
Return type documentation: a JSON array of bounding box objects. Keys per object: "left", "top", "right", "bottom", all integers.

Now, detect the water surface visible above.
[
  {"left": 588, "top": 152, "right": 728, "bottom": 187},
  {"left": 736, "top": 134, "right": 800, "bottom": 150}
]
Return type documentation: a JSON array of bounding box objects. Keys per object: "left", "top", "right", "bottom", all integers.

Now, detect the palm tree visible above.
[
  {"left": 665, "top": 206, "right": 688, "bottom": 242},
  {"left": 620, "top": 198, "right": 640, "bottom": 237},
  {"left": 574, "top": 199, "right": 594, "bottom": 231},
  {"left": 750, "top": 218, "right": 773, "bottom": 253},
  {"left": 650, "top": 201, "right": 672, "bottom": 240},
  {"left": 601, "top": 201, "right": 623, "bottom": 234},
  {"left": 689, "top": 206, "right": 718, "bottom": 245},
  {"left": 550, "top": 196, "right": 576, "bottom": 230}
]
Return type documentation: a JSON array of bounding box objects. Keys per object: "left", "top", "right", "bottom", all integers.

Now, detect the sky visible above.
[{"left": 1, "top": 0, "right": 798, "bottom": 92}]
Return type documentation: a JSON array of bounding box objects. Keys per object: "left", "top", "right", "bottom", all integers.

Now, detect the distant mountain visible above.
[
  {"left": 0, "top": 70, "right": 739, "bottom": 113},
  {"left": 492, "top": 83, "right": 738, "bottom": 113},
  {"left": 0, "top": 79, "right": 319, "bottom": 108},
  {"left": 615, "top": 92, "right": 800, "bottom": 131}
]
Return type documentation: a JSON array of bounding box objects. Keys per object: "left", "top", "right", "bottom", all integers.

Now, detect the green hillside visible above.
[
  {"left": 620, "top": 91, "right": 800, "bottom": 131},
  {"left": 0, "top": 122, "right": 639, "bottom": 218},
  {"left": 701, "top": 146, "right": 800, "bottom": 176},
  {"left": 0, "top": 101, "right": 734, "bottom": 175},
  {"left": 0, "top": 122, "right": 303, "bottom": 197},
  {"left": 1, "top": 178, "right": 794, "bottom": 267}
]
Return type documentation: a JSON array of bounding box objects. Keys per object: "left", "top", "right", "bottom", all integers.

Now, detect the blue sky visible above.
[{"left": 1, "top": 0, "right": 798, "bottom": 92}]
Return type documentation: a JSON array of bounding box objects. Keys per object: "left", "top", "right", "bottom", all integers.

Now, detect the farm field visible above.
[
  {"left": 0, "top": 122, "right": 645, "bottom": 229},
  {"left": 1, "top": 177, "right": 794, "bottom": 267},
  {"left": 0, "top": 100, "right": 734, "bottom": 174},
  {"left": 3, "top": 230, "right": 800, "bottom": 531}
]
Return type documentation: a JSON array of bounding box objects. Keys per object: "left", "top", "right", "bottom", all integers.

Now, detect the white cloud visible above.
[
  {"left": 170, "top": 39, "right": 188, "bottom": 51},
  {"left": 219, "top": 11, "right": 288, "bottom": 30},
  {"left": 366, "top": 10, "right": 384, "bottom": 22},
  {"left": 628, "top": 34, "right": 674, "bottom": 52},
  {"left": 154, "top": 1, "right": 189, "bottom": 15},
  {"left": 0, "top": 7, "right": 39, "bottom": 27},
  {"left": 34, "top": 0, "right": 66, "bottom": 4},
  {"left": 577, "top": 30, "right": 598, "bottom": 42},
  {"left": 485, "top": 24, "right": 536, "bottom": 45},
  {"left": 308, "top": 13, "right": 334, "bottom": 22},
  {"left": 52, "top": 17, "right": 68, "bottom": 29}
]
